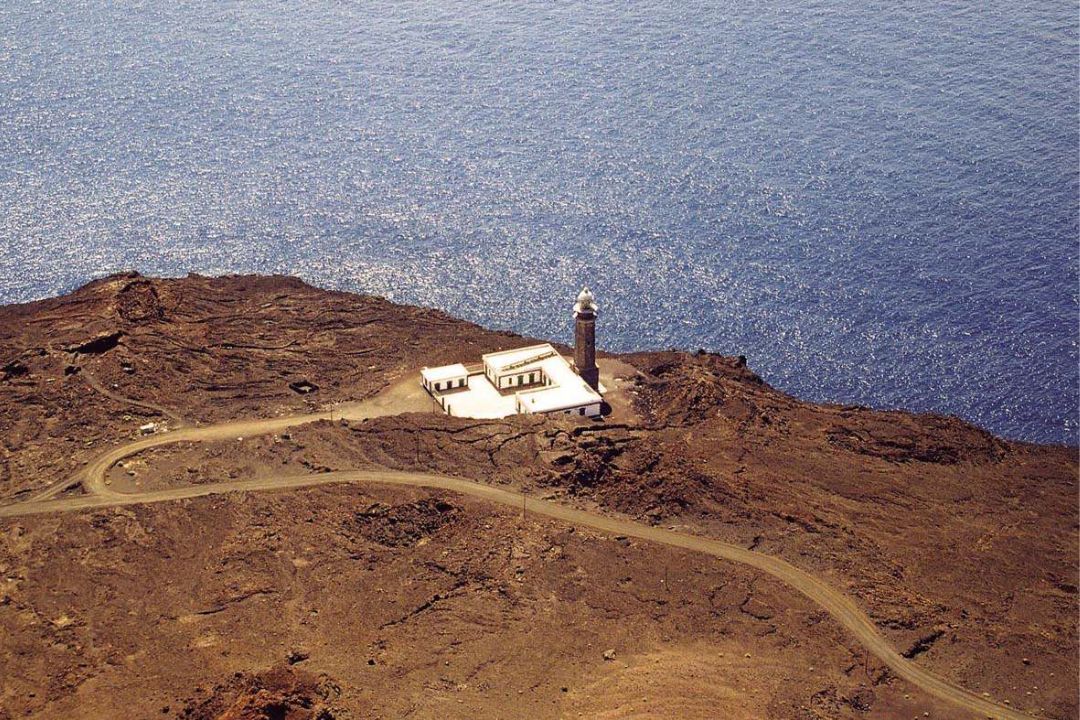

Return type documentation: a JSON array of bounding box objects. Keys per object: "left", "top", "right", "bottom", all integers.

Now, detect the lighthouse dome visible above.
[{"left": 573, "top": 286, "right": 597, "bottom": 314}]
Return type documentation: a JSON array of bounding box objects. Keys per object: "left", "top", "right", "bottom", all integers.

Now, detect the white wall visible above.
[
  {"left": 550, "top": 402, "right": 600, "bottom": 418},
  {"left": 427, "top": 376, "right": 466, "bottom": 392},
  {"left": 495, "top": 370, "right": 543, "bottom": 389}
]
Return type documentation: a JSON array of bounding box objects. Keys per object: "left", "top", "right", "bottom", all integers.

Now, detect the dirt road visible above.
[
  {"left": 0, "top": 377, "right": 1032, "bottom": 720},
  {"left": 27, "top": 375, "right": 433, "bottom": 503}
]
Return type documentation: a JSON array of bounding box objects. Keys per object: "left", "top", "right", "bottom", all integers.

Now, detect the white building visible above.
[
  {"left": 420, "top": 288, "right": 604, "bottom": 419},
  {"left": 420, "top": 363, "right": 468, "bottom": 393}
]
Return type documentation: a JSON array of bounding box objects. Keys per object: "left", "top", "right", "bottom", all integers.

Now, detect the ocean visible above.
[{"left": 0, "top": 0, "right": 1076, "bottom": 444}]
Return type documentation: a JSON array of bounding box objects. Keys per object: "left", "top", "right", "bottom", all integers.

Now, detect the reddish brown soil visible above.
[
  {"left": 0, "top": 274, "right": 1076, "bottom": 719},
  {"left": 0, "top": 273, "right": 545, "bottom": 502},
  {"left": 177, "top": 665, "right": 339, "bottom": 720},
  {"left": 1, "top": 485, "right": 967, "bottom": 720}
]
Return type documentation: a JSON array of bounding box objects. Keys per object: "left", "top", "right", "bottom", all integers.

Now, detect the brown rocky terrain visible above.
[{"left": 0, "top": 273, "right": 1076, "bottom": 719}]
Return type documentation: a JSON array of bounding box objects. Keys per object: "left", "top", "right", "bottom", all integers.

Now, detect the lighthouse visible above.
[
  {"left": 573, "top": 287, "right": 600, "bottom": 390},
  {"left": 419, "top": 286, "right": 605, "bottom": 418}
]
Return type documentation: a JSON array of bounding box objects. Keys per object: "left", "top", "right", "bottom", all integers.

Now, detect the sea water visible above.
[{"left": 0, "top": 0, "right": 1076, "bottom": 443}]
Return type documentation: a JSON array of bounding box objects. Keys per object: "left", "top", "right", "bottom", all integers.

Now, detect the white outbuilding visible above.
[{"left": 420, "top": 363, "right": 468, "bottom": 393}]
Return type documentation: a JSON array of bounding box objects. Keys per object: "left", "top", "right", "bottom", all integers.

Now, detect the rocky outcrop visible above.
[
  {"left": 177, "top": 665, "right": 340, "bottom": 720},
  {"left": 65, "top": 331, "right": 123, "bottom": 355},
  {"left": 347, "top": 498, "right": 460, "bottom": 548}
]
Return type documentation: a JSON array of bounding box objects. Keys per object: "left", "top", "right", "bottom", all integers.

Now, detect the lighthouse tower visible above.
[{"left": 573, "top": 287, "right": 600, "bottom": 390}]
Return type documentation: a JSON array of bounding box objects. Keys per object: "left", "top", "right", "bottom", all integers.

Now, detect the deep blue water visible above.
[{"left": 0, "top": 1, "right": 1076, "bottom": 444}]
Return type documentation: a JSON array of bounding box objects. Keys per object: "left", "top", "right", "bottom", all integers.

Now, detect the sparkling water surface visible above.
[{"left": 1, "top": 0, "right": 1076, "bottom": 443}]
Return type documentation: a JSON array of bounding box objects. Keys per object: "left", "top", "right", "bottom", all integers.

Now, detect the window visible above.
[
  {"left": 458, "top": 378, "right": 465, "bottom": 387},
  {"left": 518, "top": 375, "right": 523, "bottom": 386},
  {"left": 528, "top": 372, "right": 535, "bottom": 384},
  {"left": 435, "top": 382, "right": 441, "bottom": 391},
  {"left": 579, "top": 407, "right": 586, "bottom": 415}
]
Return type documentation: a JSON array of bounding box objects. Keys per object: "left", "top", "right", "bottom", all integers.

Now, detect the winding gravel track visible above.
[
  {"left": 1, "top": 382, "right": 1031, "bottom": 720},
  {"left": 28, "top": 377, "right": 431, "bottom": 503},
  {"left": 75, "top": 365, "right": 188, "bottom": 428}
]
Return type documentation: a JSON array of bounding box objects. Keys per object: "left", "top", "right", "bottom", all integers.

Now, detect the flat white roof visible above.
[
  {"left": 482, "top": 344, "right": 558, "bottom": 374},
  {"left": 421, "top": 363, "right": 468, "bottom": 383},
  {"left": 517, "top": 352, "right": 602, "bottom": 413}
]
